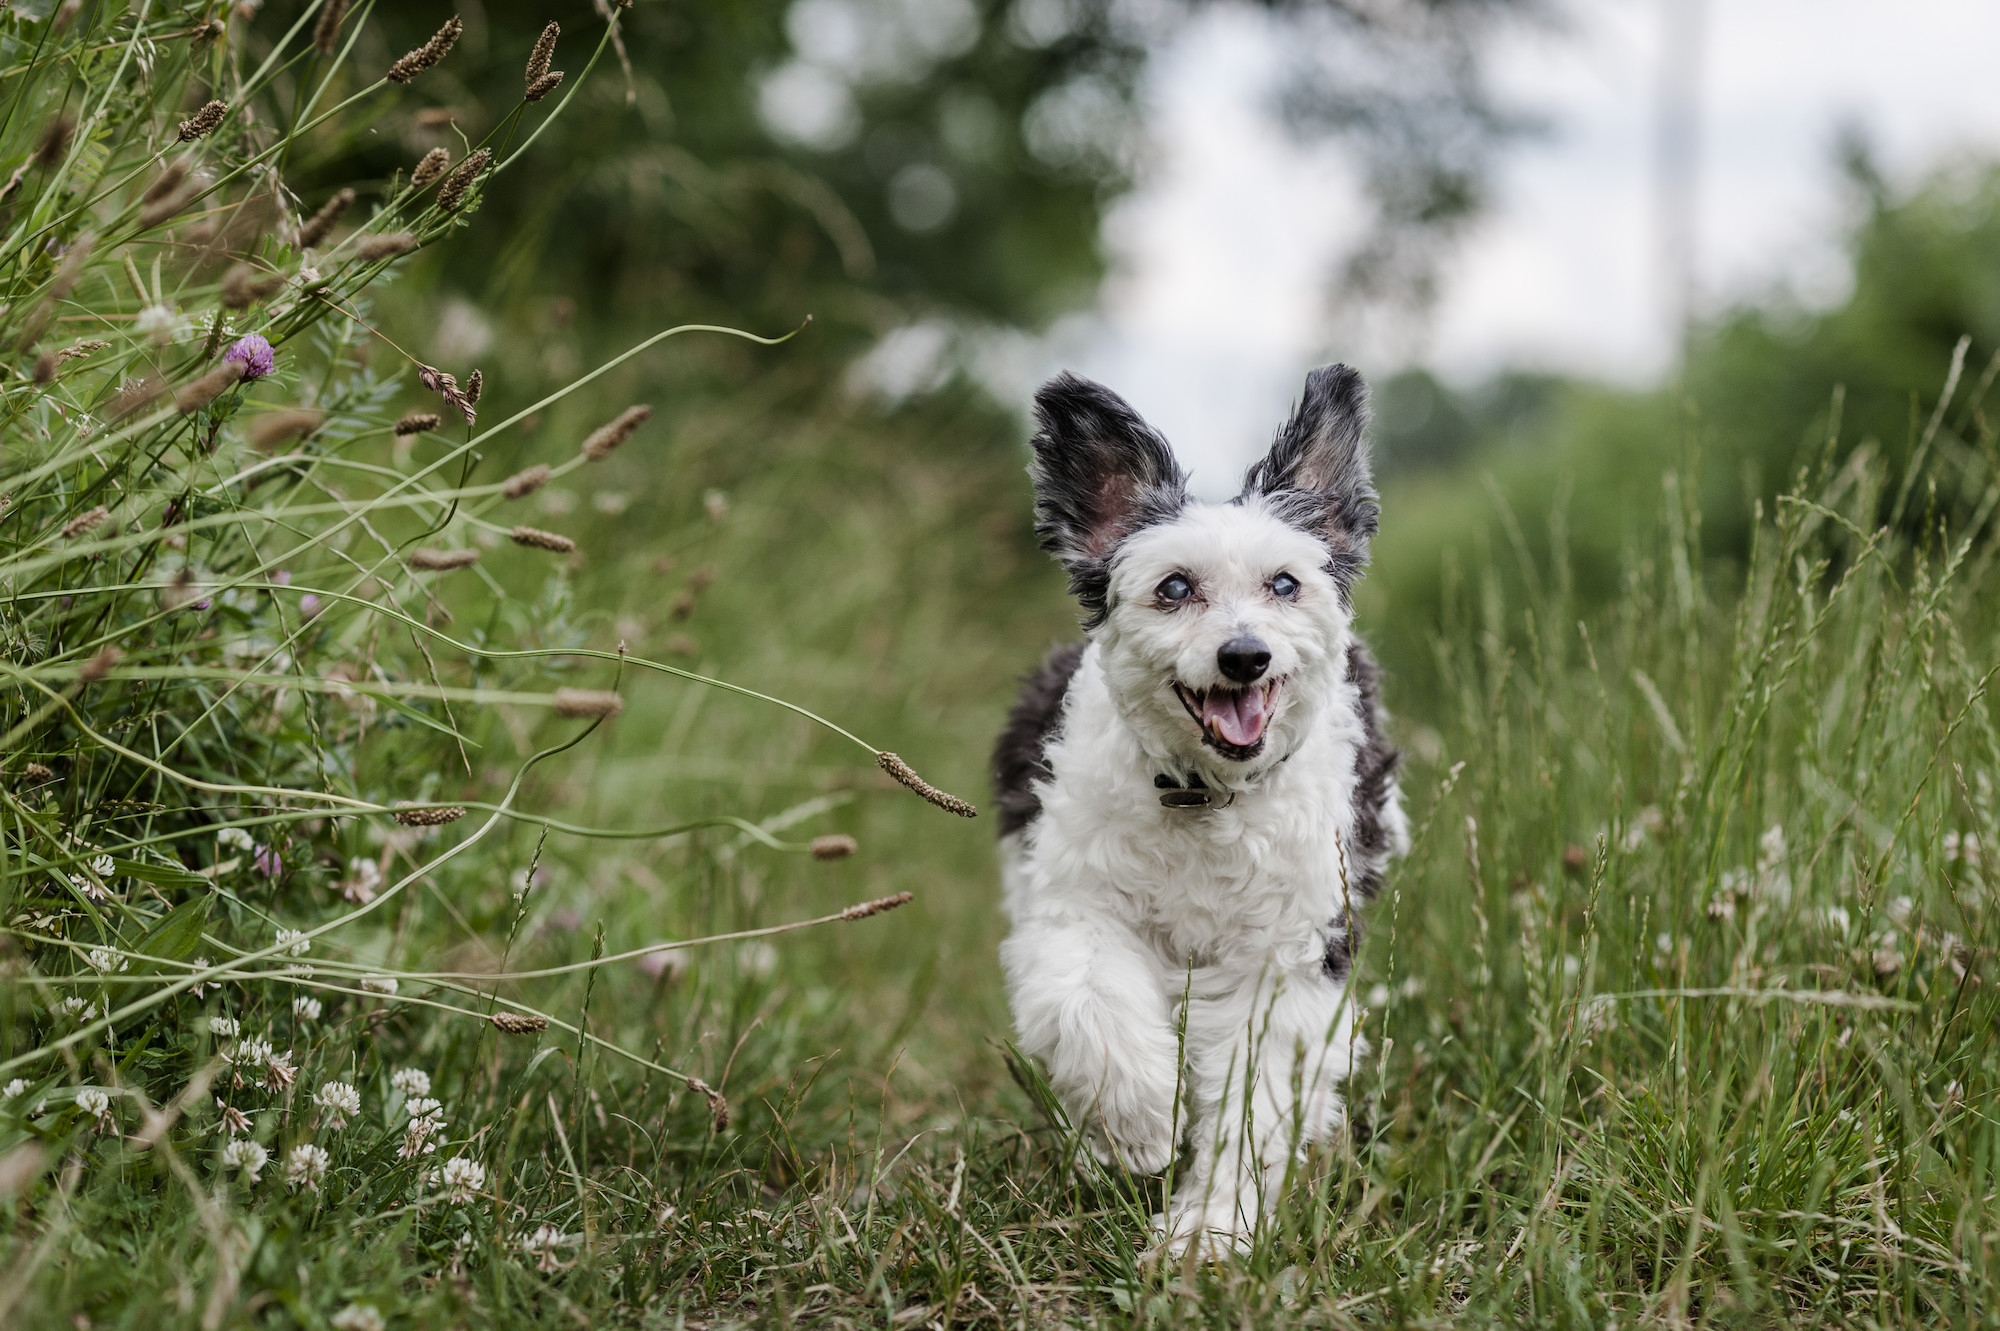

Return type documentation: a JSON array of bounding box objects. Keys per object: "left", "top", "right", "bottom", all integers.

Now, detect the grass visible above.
[{"left": 5, "top": 2, "right": 2000, "bottom": 1328}]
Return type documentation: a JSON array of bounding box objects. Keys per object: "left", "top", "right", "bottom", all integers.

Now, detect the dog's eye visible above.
[
  {"left": 1271, "top": 572, "right": 1300, "bottom": 600},
  {"left": 1156, "top": 574, "right": 1193, "bottom": 604}
]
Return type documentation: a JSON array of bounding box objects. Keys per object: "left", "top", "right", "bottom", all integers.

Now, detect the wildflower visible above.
[
  {"left": 522, "top": 1221, "right": 570, "bottom": 1272},
  {"left": 189, "top": 957, "right": 213, "bottom": 997},
  {"left": 552, "top": 689, "right": 622, "bottom": 719},
  {"left": 580, "top": 404, "right": 652, "bottom": 461},
  {"left": 62, "top": 506, "right": 109, "bottom": 539},
  {"left": 408, "top": 547, "right": 480, "bottom": 572},
  {"left": 437, "top": 147, "right": 490, "bottom": 213},
  {"left": 248, "top": 407, "right": 323, "bottom": 448},
  {"left": 209, "top": 1015, "right": 239, "bottom": 1038},
  {"left": 399, "top": 1115, "right": 444, "bottom": 1160},
  {"left": 405, "top": 1096, "right": 443, "bottom": 1122},
  {"left": 296, "top": 188, "right": 354, "bottom": 249},
  {"left": 88, "top": 854, "right": 116, "bottom": 880},
  {"left": 313, "top": 0, "right": 349, "bottom": 54},
  {"left": 224, "top": 333, "right": 276, "bottom": 380},
  {"left": 411, "top": 148, "right": 451, "bottom": 188},
  {"left": 341, "top": 858, "right": 382, "bottom": 904},
  {"left": 286, "top": 1142, "right": 330, "bottom": 1192},
  {"left": 393, "top": 804, "right": 465, "bottom": 827},
  {"left": 338, "top": 232, "right": 411, "bottom": 271},
  {"left": 55, "top": 996, "right": 92, "bottom": 1020},
  {"left": 395, "top": 411, "right": 441, "bottom": 436},
  {"left": 253, "top": 844, "right": 283, "bottom": 878},
  {"left": 218, "top": 827, "right": 256, "bottom": 852},
  {"left": 276, "top": 929, "right": 310, "bottom": 959},
  {"left": 876, "top": 752, "right": 978, "bottom": 817},
  {"left": 437, "top": 1155, "right": 484, "bottom": 1202},
  {"left": 229, "top": 1036, "right": 273, "bottom": 1069},
  {"left": 216, "top": 1099, "right": 251, "bottom": 1135},
  {"left": 391, "top": 1068, "right": 432, "bottom": 1099},
  {"left": 525, "top": 71, "right": 564, "bottom": 102},
  {"left": 491, "top": 1010, "right": 549, "bottom": 1034},
  {"left": 264, "top": 1049, "right": 298, "bottom": 1092},
  {"left": 508, "top": 525, "right": 574, "bottom": 553},
  {"left": 3, "top": 1080, "right": 26, "bottom": 1098},
  {"left": 502, "top": 464, "right": 550, "bottom": 499},
  {"left": 387, "top": 16, "right": 463, "bottom": 84},
  {"left": 177, "top": 100, "right": 228, "bottom": 142},
  {"left": 134, "top": 302, "right": 192, "bottom": 344},
  {"left": 314, "top": 1081, "right": 361, "bottom": 1129},
  {"left": 811, "top": 834, "right": 858, "bottom": 861},
  {"left": 293, "top": 996, "right": 321, "bottom": 1021},
  {"left": 361, "top": 975, "right": 399, "bottom": 996},
  {"left": 526, "top": 21, "right": 559, "bottom": 83},
  {"left": 175, "top": 358, "right": 246, "bottom": 413},
  {"left": 222, "top": 1138, "right": 268, "bottom": 1181}
]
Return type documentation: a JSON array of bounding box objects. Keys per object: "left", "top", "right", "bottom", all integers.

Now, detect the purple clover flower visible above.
[
  {"left": 224, "top": 334, "right": 276, "bottom": 381},
  {"left": 253, "top": 844, "right": 283, "bottom": 878}
]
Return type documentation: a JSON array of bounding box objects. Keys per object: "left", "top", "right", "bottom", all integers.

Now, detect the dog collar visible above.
[{"left": 1153, "top": 749, "right": 1292, "bottom": 809}]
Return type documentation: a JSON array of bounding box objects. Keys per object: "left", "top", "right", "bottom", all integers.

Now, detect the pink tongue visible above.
[{"left": 1201, "top": 688, "right": 1267, "bottom": 747}]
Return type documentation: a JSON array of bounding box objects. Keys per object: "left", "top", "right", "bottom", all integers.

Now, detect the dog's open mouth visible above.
[{"left": 1172, "top": 679, "right": 1282, "bottom": 758}]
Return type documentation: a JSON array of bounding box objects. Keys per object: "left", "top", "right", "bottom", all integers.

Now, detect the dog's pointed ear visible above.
[
  {"left": 1241, "top": 364, "right": 1379, "bottom": 583},
  {"left": 1029, "top": 372, "right": 1187, "bottom": 623}
]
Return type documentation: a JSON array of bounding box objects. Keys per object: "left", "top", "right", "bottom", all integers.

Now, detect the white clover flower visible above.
[
  {"left": 264, "top": 1048, "right": 298, "bottom": 1091},
  {"left": 405, "top": 1095, "right": 443, "bottom": 1122},
  {"left": 209, "top": 1015, "right": 239, "bottom": 1039},
  {"left": 89, "top": 854, "right": 115, "bottom": 878},
  {"left": 229, "top": 1036, "right": 273, "bottom": 1068},
  {"left": 522, "top": 1221, "right": 571, "bottom": 1272},
  {"left": 216, "top": 1100, "right": 252, "bottom": 1136},
  {"left": 3, "top": 1079, "right": 26, "bottom": 1099},
  {"left": 390, "top": 1067, "right": 431, "bottom": 1099},
  {"left": 86, "top": 947, "right": 129, "bottom": 973},
  {"left": 361, "top": 975, "right": 399, "bottom": 996},
  {"left": 276, "top": 927, "right": 310, "bottom": 957},
  {"left": 189, "top": 956, "right": 213, "bottom": 998},
  {"left": 329, "top": 1304, "right": 385, "bottom": 1331},
  {"left": 342, "top": 857, "right": 383, "bottom": 904},
  {"left": 76, "top": 1088, "right": 109, "bottom": 1118},
  {"left": 222, "top": 1138, "right": 268, "bottom": 1181},
  {"left": 286, "top": 1142, "right": 330, "bottom": 1192},
  {"left": 292, "top": 996, "right": 321, "bottom": 1021},
  {"left": 133, "top": 303, "right": 192, "bottom": 345},
  {"left": 314, "top": 1081, "right": 361, "bottom": 1129},
  {"left": 56, "top": 996, "right": 92, "bottom": 1020},
  {"left": 437, "top": 1155, "right": 484, "bottom": 1203},
  {"left": 217, "top": 827, "right": 255, "bottom": 852}
]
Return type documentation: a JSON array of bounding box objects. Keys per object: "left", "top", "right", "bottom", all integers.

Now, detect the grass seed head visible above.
[
  {"left": 296, "top": 187, "right": 354, "bottom": 249},
  {"left": 437, "top": 147, "right": 490, "bottom": 213},
  {"left": 141, "top": 160, "right": 188, "bottom": 204},
  {"left": 525, "top": 71, "right": 565, "bottom": 102},
  {"left": 812, "top": 834, "right": 859, "bottom": 861},
  {"left": 393, "top": 804, "right": 466, "bottom": 827},
  {"left": 221, "top": 263, "right": 284, "bottom": 309},
  {"left": 357, "top": 232, "right": 418, "bottom": 262},
  {"left": 412, "top": 147, "right": 451, "bottom": 188},
  {"left": 839, "top": 891, "right": 912, "bottom": 919},
  {"left": 175, "top": 359, "right": 246, "bottom": 414},
  {"left": 552, "top": 688, "right": 622, "bottom": 718},
  {"left": 31, "top": 352, "right": 55, "bottom": 385},
  {"left": 20, "top": 763, "right": 54, "bottom": 784},
  {"left": 527, "top": 21, "right": 560, "bottom": 82},
  {"left": 110, "top": 376, "right": 165, "bottom": 421},
  {"left": 79, "top": 646, "right": 122, "bottom": 683},
  {"left": 248, "top": 408, "right": 324, "bottom": 449},
  {"left": 509, "top": 525, "right": 575, "bottom": 553},
  {"left": 313, "top": 0, "right": 350, "bottom": 55},
  {"left": 491, "top": 1011, "right": 550, "bottom": 1035},
  {"left": 35, "top": 114, "right": 73, "bottom": 168},
  {"left": 394, "top": 411, "right": 441, "bottom": 437},
  {"left": 387, "top": 16, "right": 463, "bottom": 84},
  {"left": 50, "top": 233, "right": 93, "bottom": 300},
  {"left": 581, "top": 404, "right": 652, "bottom": 460},
  {"left": 177, "top": 100, "right": 228, "bottom": 142},
  {"left": 686, "top": 1078, "right": 730, "bottom": 1133},
  {"left": 465, "top": 368, "right": 483, "bottom": 404},
  {"left": 876, "top": 752, "right": 978, "bottom": 818},
  {"left": 61, "top": 506, "right": 110, "bottom": 539},
  {"left": 502, "top": 464, "right": 550, "bottom": 498},
  {"left": 408, "top": 547, "right": 480, "bottom": 572}
]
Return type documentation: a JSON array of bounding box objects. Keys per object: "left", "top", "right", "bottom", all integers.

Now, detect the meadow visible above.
[{"left": 3, "top": 2, "right": 1999, "bottom": 1328}]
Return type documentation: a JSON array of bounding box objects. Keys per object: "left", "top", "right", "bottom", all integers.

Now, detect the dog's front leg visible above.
[
  {"left": 1163, "top": 961, "right": 1360, "bottom": 1256},
  {"left": 1001, "top": 913, "right": 1180, "bottom": 1174}
]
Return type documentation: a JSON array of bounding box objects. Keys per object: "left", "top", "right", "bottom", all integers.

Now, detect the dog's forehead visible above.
[{"left": 1114, "top": 501, "right": 1324, "bottom": 579}]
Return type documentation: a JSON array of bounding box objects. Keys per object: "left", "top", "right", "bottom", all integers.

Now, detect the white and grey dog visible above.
[{"left": 993, "top": 364, "right": 1406, "bottom": 1255}]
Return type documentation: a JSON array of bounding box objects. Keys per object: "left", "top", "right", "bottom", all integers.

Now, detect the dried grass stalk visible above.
[
  {"left": 177, "top": 100, "right": 227, "bottom": 142},
  {"left": 142, "top": 161, "right": 189, "bottom": 205},
  {"left": 552, "top": 689, "right": 622, "bottom": 719},
  {"left": 313, "top": 0, "right": 350, "bottom": 54},
  {"left": 502, "top": 464, "right": 550, "bottom": 499},
  {"left": 509, "top": 526, "right": 575, "bottom": 554},
  {"left": 686, "top": 1078, "right": 730, "bottom": 1133},
  {"left": 31, "top": 352, "right": 56, "bottom": 385},
  {"left": 464, "top": 369, "right": 482, "bottom": 404},
  {"left": 393, "top": 805, "right": 466, "bottom": 826},
  {"left": 876, "top": 752, "right": 978, "bottom": 818},
  {"left": 387, "top": 16, "right": 463, "bottom": 84},
  {"left": 296, "top": 187, "right": 355, "bottom": 249},
  {"left": 811, "top": 834, "right": 860, "bottom": 861},
  {"left": 357, "top": 232, "right": 418, "bottom": 262},
  {"left": 491, "top": 1011, "right": 549, "bottom": 1034},
  {"left": 175, "top": 360, "right": 246, "bottom": 414},
  {"left": 839, "top": 891, "right": 913, "bottom": 920},
  {"left": 248, "top": 409, "right": 324, "bottom": 449},
  {"left": 35, "top": 114, "right": 73, "bottom": 168},
  {"left": 394, "top": 411, "right": 441, "bottom": 437},
  {"left": 62, "top": 506, "right": 110, "bottom": 539}
]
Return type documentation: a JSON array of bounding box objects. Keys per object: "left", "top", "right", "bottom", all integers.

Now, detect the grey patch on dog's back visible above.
[
  {"left": 1323, "top": 638, "right": 1402, "bottom": 983},
  {"left": 993, "top": 641, "right": 1087, "bottom": 837}
]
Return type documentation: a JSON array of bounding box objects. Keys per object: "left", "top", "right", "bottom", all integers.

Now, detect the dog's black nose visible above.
[{"left": 1217, "top": 636, "right": 1271, "bottom": 683}]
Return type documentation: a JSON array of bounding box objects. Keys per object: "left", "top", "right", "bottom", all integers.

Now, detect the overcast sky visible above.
[{"left": 1048, "top": 0, "right": 2000, "bottom": 495}]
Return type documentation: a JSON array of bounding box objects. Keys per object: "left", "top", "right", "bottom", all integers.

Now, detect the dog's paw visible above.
[
  {"left": 1149, "top": 1204, "right": 1252, "bottom": 1262},
  {"left": 1087, "top": 1111, "right": 1176, "bottom": 1175}
]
